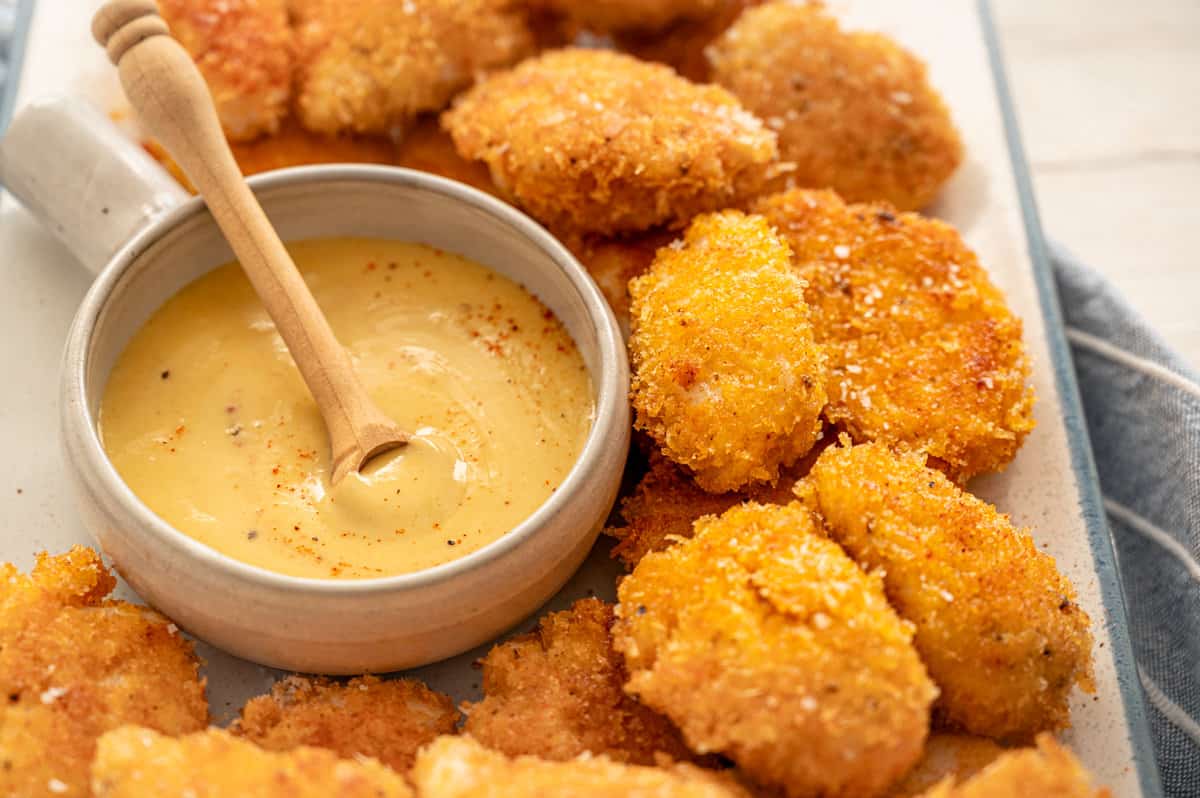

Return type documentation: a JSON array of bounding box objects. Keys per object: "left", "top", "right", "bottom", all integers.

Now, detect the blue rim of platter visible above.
[{"left": 977, "top": 1, "right": 1163, "bottom": 795}]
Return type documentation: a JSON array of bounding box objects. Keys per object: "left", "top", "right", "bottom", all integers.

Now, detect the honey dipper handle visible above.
[{"left": 92, "top": 0, "right": 407, "bottom": 484}]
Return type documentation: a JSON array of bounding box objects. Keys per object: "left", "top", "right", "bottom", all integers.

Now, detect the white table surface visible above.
[{"left": 994, "top": 0, "right": 1200, "bottom": 369}]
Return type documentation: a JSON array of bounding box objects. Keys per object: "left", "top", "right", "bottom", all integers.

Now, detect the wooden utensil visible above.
[{"left": 92, "top": 0, "right": 408, "bottom": 485}]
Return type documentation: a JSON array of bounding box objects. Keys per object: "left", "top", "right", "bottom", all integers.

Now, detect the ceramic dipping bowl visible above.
[{"left": 0, "top": 97, "right": 630, "bottom": 673}]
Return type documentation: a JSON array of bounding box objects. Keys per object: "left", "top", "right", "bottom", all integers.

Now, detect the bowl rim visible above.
[{"left": 62, "top": 164, "right": 629, "bottom": 596}]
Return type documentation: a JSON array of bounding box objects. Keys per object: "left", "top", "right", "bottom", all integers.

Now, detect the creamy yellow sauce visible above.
[{"left": 100, "top": 238, "right": 593, "bottom": 579}]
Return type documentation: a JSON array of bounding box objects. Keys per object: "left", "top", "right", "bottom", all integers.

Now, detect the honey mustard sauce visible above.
[{"left": 100, "top": 238, "right": 593, "bottom": 579}]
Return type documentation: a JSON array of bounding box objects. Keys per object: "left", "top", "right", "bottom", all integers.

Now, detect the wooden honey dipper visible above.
[{"left": 92, "top": 0, "right": 408, "bottom": 485}]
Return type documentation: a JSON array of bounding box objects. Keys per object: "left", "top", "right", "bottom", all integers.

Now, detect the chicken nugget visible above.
[
  {"left": 413, "top": 735, "right": 750, "bottom": 798},
  {"left": 708, "top": 2, "right": 962, "bottom": 210},
  {"left": 628, "top": 211, "right": 826, "bottom": 492},
  {"left": 799, "top": 443, "right": 1095, "bottom": 741},
  {"left": 443, "top": 49, "right": 777, "bottom": 237},
  {"left": 529, "top": 0, "right": 722, "bottom": 34},
  {"left": 605, "top": 448, "right": 813, "bottom": 569},
  {"left": 464, "top": 598, "right": 692, "bottom": 764},
  {"left": 616, "top": 0, "right": 765, "bottom": 82},
  {"left": 0, "top": 547, "right": 207, "bottom": 798},
  {"left": 754, "top": 189, "right": 1034, "bottom": 482},
  {"left": 887, "top": 734, "right": 1007, "bottom": 798},
  {"left": 91, "top": 726, "right": 411, "bottom": 797},
  {"left": 396, "top": 116, "right": 502, "bottom": 197},
  {"left": 234, "top": 674, "right": 458, "bottom": 773},
  {"left": 919, "top": 735, "right": 1109, "bottom": 798},
  {"left": 613, "top": 501, "right": 937, "bottom": 797},
  {"left": 567, "top": 230, "right": 673, "bottom": 334},
  {"left": 158, "top": 0, "right": 292, "bottom": 141},
  {"left": 292, "top": 0, "right": 534, "bottom": 136}
]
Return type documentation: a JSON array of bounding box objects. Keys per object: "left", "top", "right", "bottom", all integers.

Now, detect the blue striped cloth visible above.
[{"left": 1052, "top": 244, "right": 1200, "bottom": 796}]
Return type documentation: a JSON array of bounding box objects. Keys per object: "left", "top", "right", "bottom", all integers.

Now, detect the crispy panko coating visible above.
[
  {"left": 396, "top": 116, "right": 502, "bottom": 197},
  {"left": 613, "top": 502, "right": 937, "bottom": 798},
  {"left": 464, "top": 598, "right": 692, "bottom": 764},
  {"left": 628, "top": 211, "right": 827, "bottom": 492},
  {"left": 708, "top": 2, "right": 962, "bottom": 210},
  {"left": 754, "top": 189, "right": 1035, "bottom": 482},
  {"left": 568, "top": 231, "right": 673, "bottom": 334},
  {"left": 234, "top": 674, "right": 458, "bottom": 773},
  {"left": 530, "top": 0, "right": 722, "bottom": 34},
  {"left": 158, "top": 0, "right": 292, "bottom": 141},
  {"left": 605, "top": 448, "right": 813, "bottom": 569},
  {"left": 616, "top": 0, "right": 765, "bottom": 82},
  {"left": 920, "top": 736, "right": 1110, "bottom": 798},
  {"left": 412, "top": 735, "right": 751, "bottom": 798},
  {"left": 292, "top": 0, "right": 534, "bottom": 136},
  {"left": 887, "top": 734, "right": 1007, "bottom": 798},
  {"left": 0, "top": 547, "right": 207, "bottom": 798},
  {"left": 91, "top": 726, "right": 411, "bottom": 797},
  {"left": 799, "top": 443, "right": 1095, "bottom": 741},
  {"left": 443, "top": 49, "right": 778, "bottom": 237}
]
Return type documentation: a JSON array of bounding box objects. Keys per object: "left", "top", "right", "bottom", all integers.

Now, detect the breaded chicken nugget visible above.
[
  {"left": 799, "top": 443, "right": 1095, "bottom": 741},
  {"left": 754, "top": 189, "right": 1035, "bottom": 482},
  {"left": 464, "top": 598, "right": 692, "bottom": 764},
  {"left": 708, "top": 2, "right": 962, "bottom": 210},
  {"left": 0, "top": 547, "right": 207, "bottom": 798},
  {"left": 617, "top": 0, "right": 765, "bottom": 82},
  {"left": 234, "top": 674, "right": 458, "bottom": 772},
  {"left": 412, "top": 735, "right": 751, "bottom": 798},
  {"left": 888, "top": 734, "right": 1007, "bottom": 798},
  {"left": 629, "top": 211, "right": 826, "bottom": 492},
  {"left": 396, "top": 116, "right": 502, "bottom": 197},
  {"left": 443, "top": 49, "right": 778, "bottom": 237},
  {"left": 292, "top": 0, "right": 534, "bottom": 136},
  {"left": 530, "top": 0, "right": 721, "bottom": 34},
  {"left": 613, "top": 502, "right": 937, "bottom": 798},
  {"left": 567, "top": 231, "right": 673, "bottom": 334},
  {"left": 920, "top": 736, "right": 1109, "bottom": 798},
  {"left": 158, "top": 0, "right": 292, "bottom": 141},
  {"left": 605, "top": 448, "right": 814, "bottom": 569},
  {"left": 91, "top": 726, "right": 411, "bottom": 797}
]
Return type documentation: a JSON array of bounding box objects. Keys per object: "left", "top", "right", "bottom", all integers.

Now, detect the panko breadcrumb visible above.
[
  {"left": 617, "top": 0, "right": 766, "bottom": 82},
  {"left": 159, "top": 0, "right": 292, "bottom": 141},
  {"left": 708, "top": 2, "right": 962, "bottom": 210},
  {"left": 0, "top": 547, "right": 207, "bottom": 798},
  {"left": 920, "top": 735, "right": 1110, "bottom": 798},
  {"left": 292, "top": 0, "right": 534, "bottom": 136},
  {"left": 464, "top": 598, "right": 693, "bottom": 764},
  {"left": 443, "top": 49, "right": 778, "bottom": 237},
  {"left": 887, "top": 734, "right": 1007, "bottom": 798},
  {"left": 91, "top": 726, "right": 411, "bottom": 797},
  {"left": 605, "top": 446, "right": 821, "bottom": 569},
  {"left": 799, "top": 443, "right": 1095, "bottom": 741},
  {"left": 412, "top": 735, "right": 751, "bottom": 798},
  {"left": 613, "top": 501, "right": 937, "bottom": 797},
  {"left": 234, "top": 674, "right": 459, "bottom": 773},
  {"left": 530, "top": 0, "right": 722, "bottom": 34},
  {"left": 629, "top": 211, "right": 826, "bottom": 492},
  {"left": 754, "top": 189, "right": 1035, "bottom": 482}
]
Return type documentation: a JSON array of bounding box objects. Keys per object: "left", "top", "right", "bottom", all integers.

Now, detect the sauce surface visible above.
[{"left": 100, "top": 238, "right": 593, "bottom": 579}]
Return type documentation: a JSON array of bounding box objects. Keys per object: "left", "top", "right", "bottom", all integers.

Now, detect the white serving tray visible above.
[{"left": 0, "top": 1, "right": 1160, "bottom": 794}]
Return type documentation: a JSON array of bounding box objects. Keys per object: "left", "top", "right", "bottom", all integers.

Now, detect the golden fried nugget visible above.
[
  {"left": 708, "top": 2, "right": 962, "bottom": 210},
  {"left": 91, "top": 726, "right": 411, "bottom": 797},
  {"left": 628, "top": 211, "right": 826, "bottom": 492},
  {"left": 799, "top": 443, "right": 1095, "bottom": 741},
  {"left": 158, "top": 0, "right": 292, "bottom": 141},
  {"left": 614, "top": 502, "right": 937, "bottom": 797},
  {"left": 920, "top": 736, "right": 1110, "bottom": 798},
  {"left": 567, "top": 230, "right": 673, "bottom": 334},
  {"left": 443, "top": 49, "right": 777, "bottom": 237},
  {"left": 234, "top": 674, "right": 459, "bottom": 773},
  {"left": 605, "top": 448, "right": 813, "bottom": 569},
  {"left": 0, "top": 547, "right": 207, "bottom": 798},
  {"left": 396, "top": 116, "right": 502, "bottom": 197},
  {"left": 754, "top": 189, "right": 1035, "bottom": 481},
  {"left": 530, "top": 0, "right": 722, "bottom": 34},
  {"left": 887, "top": 734, "right": 1007, "bottom": 798},
  {"left": 413, "top": 735, "right": 751, "bottom": 798},
  {"left": 292, "top": 0, "right": 534, "bottom": 136},
  {"left": 616, "top": 0, "right": 765, "bottom": 82},
  {"left": 464, "top": 598, "right": 692, "bottom": 764}
]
